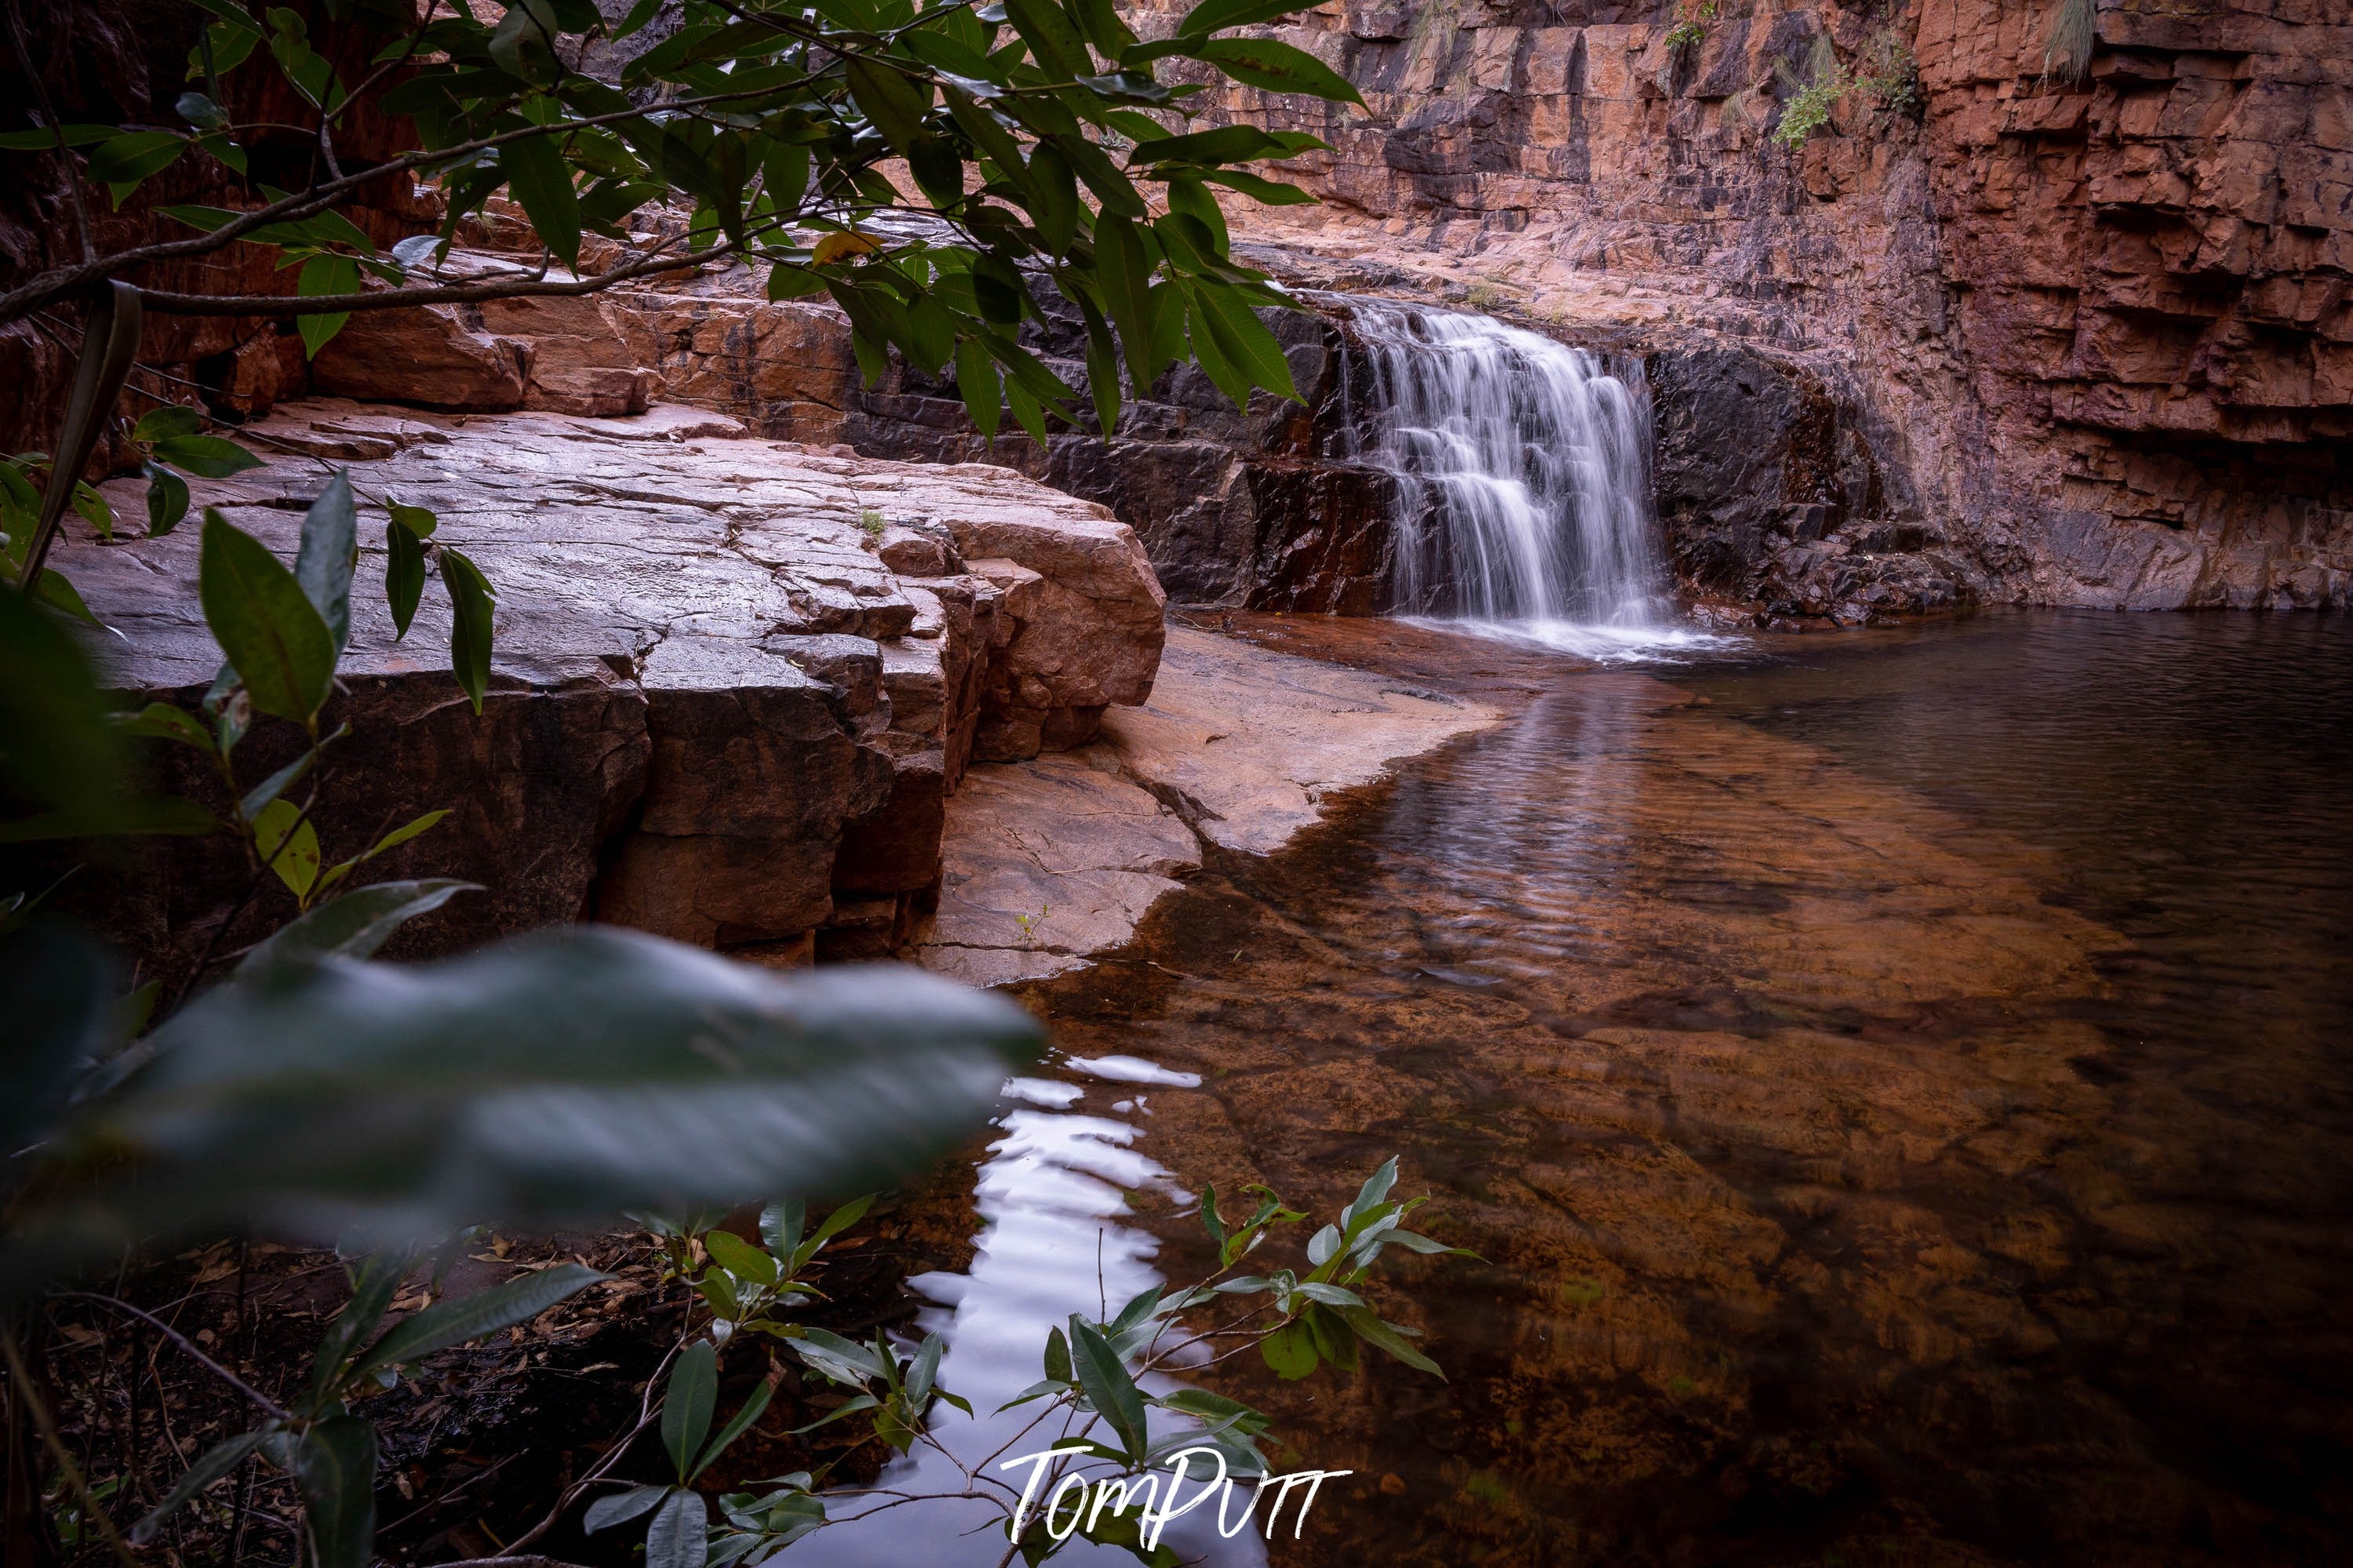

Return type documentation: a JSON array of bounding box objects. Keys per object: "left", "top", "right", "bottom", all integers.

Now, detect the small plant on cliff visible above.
[
  {"left": 2043, "top": 0, "right": 2098, "bottom": 85},
  {"left": 1664, "top": 0, "right": 1717, "bottom": 54},
  {"left": 1772, "top": 33, "right": 1852, "bottom": 151},
  {"left": 1859, "top": 27, "right": 1925, "bottom": 122}
]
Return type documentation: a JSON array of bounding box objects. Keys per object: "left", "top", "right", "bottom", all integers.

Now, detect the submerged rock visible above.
[{"left": 917, "top": 624, "right": 1499, "bottom": 987}]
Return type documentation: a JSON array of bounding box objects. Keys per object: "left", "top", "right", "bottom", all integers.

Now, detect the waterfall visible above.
[{"left": 1340, "top": 300, "right": 1694, "bottom": 654}]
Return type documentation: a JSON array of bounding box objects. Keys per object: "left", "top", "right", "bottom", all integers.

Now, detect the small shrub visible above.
[
  {"left": 1860, "top": 27, "right": 1924, "bottom": 121},
  {"left": 858, "top": 506, "right": 887, "bottom": 537},
  {"left": 1772, "top": 32, "right": 1849, "bottom": 151},
  {"left": 1663, "top": 0, "right": 1716, "bottom": 53}
]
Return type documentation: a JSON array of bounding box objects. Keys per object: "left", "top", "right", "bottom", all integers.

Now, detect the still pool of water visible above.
[{"left": 831, "top": 610, "right": 2353, "bottom": 1567}]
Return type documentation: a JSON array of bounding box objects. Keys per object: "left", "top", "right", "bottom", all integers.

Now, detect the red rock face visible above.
[
  {"left": 0, "top": 0, "right": 439, "bottom": 460},
  {"left": 1127, "top": 0, "right": 2351, "bottom": 608}
]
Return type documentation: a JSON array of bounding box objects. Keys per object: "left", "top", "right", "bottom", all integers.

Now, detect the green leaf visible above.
[
  {"left": 1093, "top": 214, "right": 1158, "bottom": 396},
  {"left": 759, "top": 1198, "right": 804, "bottom": 1263},
  {"left": 149, "top": 434, "right": 263, "bottom": 478},
  {"left": 293, "top": 470, "right": 359, "bottom": 652},
  {"left": 386, "top": 516, "right": 425, "bottom": 638},
  {"left": 177, "top": 90, "right": 228, "bottom": 130},
  {"left": 271, "top": 1417, "right": 377, "bottom": 1568},
  {"left": 691, "top": 1377, "right": 775, "bottom": 1479},
  {"left": 439, "top": 545, "right": 495, "bottom": 713},
  {"left": 235, "top": 879, "right": 477, "bottom": 977},
  {"left": 0, "top": 920, "right": 116, "bottom": 1158},
  {"left": 844, "top": 57, "right": 930, "bottom": 155},
  {"left": 308, "top": 1253, "right": 410, "bottom": 1409},
  {"left": 1192, "top": 282, "right": 1299, "bottom": 402},
  {"left": 662, "top": 1340, "right": 718, "bottom": 1480},
  {"left": 1026, "top": 141, "right": 1079, "bottom": 254},
  {"left": 646, "top": 1486, "right": 708, "bottom": 1568},
  {"left": 1189, "top": 36, "right": 1364, "bottom": 103},
  {"left": 1003, "top": 0, "right": 1094, "bottom": 79},
  {"left": 387, "top": 500, "right": 437, "bottom": 537},
  {"left": 71, "top": 482, "right": 114, "bottom": 541},
  {"left": 1003, "top": 378, "right": 1048, "bottom": 446},
  {"left": 238, "top": 741, "right": 322, "bottom": 822},
  {"left": 253, "top": 799, "right": 322, "bottom": 900},
  {"left": 793, "top": 1326, "right": 886, "bottom": 1387},
  {"left": 11, "top": 930, "right": 1044, "bottom": 1287},
  {"left": 86, "top": 129, "right": 187, "bottom": 206},
  {"left": 366, "top": 809, "right": 448, "bottom": 862},
  {"left": 198, "top": 509, "right": 337, "bottom": 724},
  {"left": 144, "top": 464, "right": 191, "bottom": 536},
  {"left": 133, "top": 405, "right": 205, "bottom": 442},
  {"left": 500, "top": 130, "right": 581, "bottom": 271},
  {"left": 702, "top": 1229, "right": 778, "bottom": 1287},
  {"left": 131, "top": 1428, "right": 272, "bottom": 1544},
  {"left": 1338, "top": 1305, "right": 1443, "bottom": 1377},
  {"left": 1068, "top": 1318, "right": 1149, "bottom": 1464},
  {"left": 355, "top": 1264, "right": 606, "bottom": 1376},
  {"left": 1199, "top": 1184, "right": 1228, "bottom": 1252},
  {"left": 584, "top": 1484, "right": 670, "bottom": 1533},
  {"left": 0, "top": 124, "right": 115, "bottom": 151},
  {"left": 1068, "top": 0, "right": 1138, "bottom": 53},
  {"left": 954, "top": 337, "right": 1003, "bottom": 441},
  {"left": 1128, "top": 124, "right": 1302, "bottom": 166},
  {"left": 786, "top": 1392, "right": 879, "bottom": 1434},
  {"left": 1200, "top": 168, "right": 1318, "bottom": 206},
  {"left": 612, "top": 0, "right": 666, "bottom": 40},
  {"left": 108, "top": 701, "right": 213, "bottom": 752},
  {"left": 0, "top": 795, "right": 220, "bottom": 843},
  {"left": 798, "top": 1194, "right": 874, "bottom": 1268},
  {"left": 297, "top": 254, "right": 360, "bottom": 358},
  {"left": 1259, "top": 1318, "right": 1317, "bottom": 1379},
  {"left": 1342, "top": 1157, "right": 1398, "bottom": 1228}
]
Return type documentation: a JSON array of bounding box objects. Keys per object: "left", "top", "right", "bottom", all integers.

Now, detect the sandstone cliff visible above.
[{"left": 1124, "top": 0, "right": 2351, "bottom": 609}]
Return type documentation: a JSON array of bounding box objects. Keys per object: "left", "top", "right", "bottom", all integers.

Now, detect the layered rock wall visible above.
[
  {"left": 1124, "top": 0, "right": 2351, "bottom": 608},
  {"left": 38, "top": 401, "right": 1166, "bottom": 980}
]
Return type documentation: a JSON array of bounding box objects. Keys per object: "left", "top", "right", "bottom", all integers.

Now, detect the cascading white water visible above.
[{"left": 1342, "top": 300, "right": 1710, "bottom": 658}]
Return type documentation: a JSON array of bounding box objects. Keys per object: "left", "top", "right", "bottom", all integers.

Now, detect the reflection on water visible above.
[
  {"left": 981, "top": 610, "right": 2353, "bottom": 1566},
  {"left": 797, "top": 1053, "right": 1270, "bottom": 1567}
]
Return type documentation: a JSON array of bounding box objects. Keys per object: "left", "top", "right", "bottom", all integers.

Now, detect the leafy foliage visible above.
[
  {"left": 1771, "top": 35, "right": 1849, "bottom": 152},
  {"left": 3, "top": 0, "right": 1362, "bottom": 446},
  {"left": 591, "top": 1159, "right": 1459, "bottom": 1567},
  {"left": 130, "top": 1255, "right": 610, "bottom": 1568}
]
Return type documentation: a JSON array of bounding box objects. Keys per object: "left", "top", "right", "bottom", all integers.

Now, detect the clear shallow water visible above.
[{"left": 891, "top": 609, "right": 2353, "bottom": 1568}]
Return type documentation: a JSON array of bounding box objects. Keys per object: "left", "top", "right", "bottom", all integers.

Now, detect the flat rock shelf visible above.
[{"left": 47, "top": 398, "right": 1167, "bottom": 978}]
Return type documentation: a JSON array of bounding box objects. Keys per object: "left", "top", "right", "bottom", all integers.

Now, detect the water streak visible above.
[{"left": 1341, "top": 301, "right": 1708, "bottom": 658}]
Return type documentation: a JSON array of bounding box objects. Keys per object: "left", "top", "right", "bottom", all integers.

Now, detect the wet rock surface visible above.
[
  {"left": 42, "top": 399, "right": 1164, "bottom": 979},
  {"left": 916, "top": 623, "right": 1498, "bottom": 988}
]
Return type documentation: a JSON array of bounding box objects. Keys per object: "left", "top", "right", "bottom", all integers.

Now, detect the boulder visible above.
[{"left": 38, "top": 398, "right": 1165, "bottom": 982}]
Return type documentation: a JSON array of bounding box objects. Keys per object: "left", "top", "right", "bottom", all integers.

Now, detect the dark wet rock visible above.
[{"left": 1648, "top": 343, "right": 1982, "bottom": 623}]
